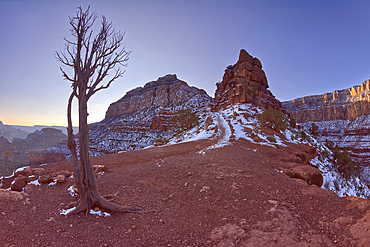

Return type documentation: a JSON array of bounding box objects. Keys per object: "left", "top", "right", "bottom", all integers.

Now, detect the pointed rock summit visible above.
[{"left": 213, "top": 49, "right": 281, "bottom": 110}]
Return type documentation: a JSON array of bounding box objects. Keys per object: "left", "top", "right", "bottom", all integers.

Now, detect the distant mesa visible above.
[
  {"left": 0, "top": 128, "right": 68, "bottom": 176},
  {"left": 0, "top": 121, "right": 29, "bottom": 141}
]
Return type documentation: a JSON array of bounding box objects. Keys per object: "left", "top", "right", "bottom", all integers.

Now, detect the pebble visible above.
[{"left": 131, "top": 225, "right": 137, "bottom": 230}]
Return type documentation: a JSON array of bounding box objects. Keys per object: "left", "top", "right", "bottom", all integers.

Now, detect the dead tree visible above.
[{"left": 56, "top": 6, "right": 139, "bottom": 215}]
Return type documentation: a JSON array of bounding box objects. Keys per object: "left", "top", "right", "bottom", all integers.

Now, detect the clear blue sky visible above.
[{"left": 1, "top": 0, "right": 370, "bottom": 126}]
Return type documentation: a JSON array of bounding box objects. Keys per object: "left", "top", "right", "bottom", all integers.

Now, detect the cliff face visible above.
[
  {"left": 105, "top": 74, "right": 211, "bottom": 118},
  {"left": 89, "top": 74, "right": 212, "bottom": 153},
  {"left": 283, "top": 80, "right": 370, "bottom": 166},
  {"left": 213, "top": 49, "right": 282, "bottom": 111},
  {"left": 283, "top": 80, "right": 370, "bottom": 122}
]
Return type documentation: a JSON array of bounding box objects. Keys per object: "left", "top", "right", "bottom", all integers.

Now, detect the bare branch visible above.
[{"left": 56, "top": 6, "right": 136, "bottom": 214}]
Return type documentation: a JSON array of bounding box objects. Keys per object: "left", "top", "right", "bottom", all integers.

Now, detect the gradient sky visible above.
[{"left": 1, "top": 0, "right": 370, "bottom": 126}]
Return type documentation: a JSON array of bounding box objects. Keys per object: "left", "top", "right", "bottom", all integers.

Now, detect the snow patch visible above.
[
  {"left": 67, "top": 186, "right": 77, "bottom": 197},
  {"left": 89, "top": 209, "right": 111, "bottom": 218},
  {"left": 28, "top": 179, "right": 41, "bottom": 186},
  {"left": 60, "top": 207, "right": 76, "bottom": 215}
]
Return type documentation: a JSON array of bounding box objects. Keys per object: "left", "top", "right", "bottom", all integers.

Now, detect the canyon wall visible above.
[
  {"left": 283, "top": 80, "right": 370, "bottom": 122},
  {"left": 283, "top": 80, "right": 370, "bottom": 165}
]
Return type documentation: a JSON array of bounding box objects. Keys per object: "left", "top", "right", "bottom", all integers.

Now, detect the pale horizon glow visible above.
[{"left": 1, "top": 0, "right": 370, "bottom": 126}]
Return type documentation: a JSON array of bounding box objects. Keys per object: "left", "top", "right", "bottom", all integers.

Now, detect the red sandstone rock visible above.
[
  {"left": 39, "top": 175, "right": 53, "bottom": 184},
  {"left": 0, "top": 176, "right": 15, "bottom": 189},
  {"left": 56, "top": 175, "right": 65, "bottom": 184},
  {"left": 10, "top": 176, "right": 28, "bottom": 192},
  {"left": 282, "top": 165, "right": 323, "bottom": 187},
  {"left": 15, "top": 166, "right": 32, "bottom": 177},
  {"left": 105, "top": 74, "right": 211, "bottom": 118},
  {"left": 57, "top": 170, "right": 73, "bottom": 178},
  {"left": 283, "top": 80, "right": 370, "bottom": 122},
  {"left": 292, "top": 165, "right": 323, "bottom": 187},
  {"left": 213, "top": 49, "right": 282, "bottom": 111},
  {"left": 31, "top": 168, "right": 45, "bottom": 176}
]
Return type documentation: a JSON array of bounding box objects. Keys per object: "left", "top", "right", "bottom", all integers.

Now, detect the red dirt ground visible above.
[{"left": 1, "top": 134, "right": 370, "bottom": 246}]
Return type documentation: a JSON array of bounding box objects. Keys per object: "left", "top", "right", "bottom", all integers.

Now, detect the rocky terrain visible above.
[
  {"left": 0, "top": 128, "right": 67, "bottom": 176},
  {"left": 283, "top": 80, "right": 370, "bottom": 180},
  {"left": 87, "top": 50, "right": 283, "bottom": 155},
  {"left": 1, "top": 49, "right": 370, "bottom": 246}
]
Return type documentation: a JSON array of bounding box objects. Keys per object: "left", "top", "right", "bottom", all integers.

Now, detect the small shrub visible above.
[
  {"left": 321, "top": 150, "right": 330, "bottom": 158},
  {"left": 309, "top": 123, "right": 319, "bottom": 136},
  {"left": 334, "top": 149, "right": 360, "bottom": 179},
  {"left": 300, "top": 131, "right": 307, "bottom": 140},
  {"left": 289, "top": 118, "right": 296, "bottom": 128},
  {"left": 258, "top": 108, "right": 287, "bottom": 131},
  {"left": 267, "top": 136, "right": 276, "bottom": 143},
  {"left": 170, "top": 109, "right": 199, "bottom": 134}
]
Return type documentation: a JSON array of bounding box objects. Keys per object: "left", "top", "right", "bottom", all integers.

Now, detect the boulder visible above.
[
  {"left": 31, "top": 167, "right": 45, "bottom": 176},
  {"left": 57, "top": 170, "right": 73, "bottom": 178},
  {"left": 10, "top": 176, "right": 28, "bottom": 192},
  {"left": 39, "top": 174, "right": 54, "bottom": 184},
  {"left": 56, "top": 175, "right": 65, "bottom": 184},
  {"left": 0, "top": 188, "right": 27, "bottom": 201},
  {"left": 15, "top": 166, "right": 32, "bottom": 177},
  {"left": 292, "top": 165, "right": 323, "bottom": 187},
  {"left": 282, "top": 165, "right": 323, "bottom": 187},
  {"left": 93, "top": 165, "right": 107, "bottom": 174},
  {"left": 0, "top": 176, "right": 14, "bottom": 189}
]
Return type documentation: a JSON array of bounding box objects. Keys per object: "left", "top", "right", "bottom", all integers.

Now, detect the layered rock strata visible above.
[
  {"left": 89, "top": 74, "right": 212, "bottom": 152},
  {"left": 213, "top": 49, "right": 282, "bottom": 111},
  {"left": 283, "top": 80, "right": 370, "bottom": 122},
  {"left": 105, "top": 74, "right": 210, "bottom": 118},
  {"left": 283, "top": 80, "right": 370, "bottom": 168}
]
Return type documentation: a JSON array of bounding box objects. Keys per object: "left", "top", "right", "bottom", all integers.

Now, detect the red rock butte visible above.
[{"left": 213, "top": 49, "right": 282, "bottom": 111}]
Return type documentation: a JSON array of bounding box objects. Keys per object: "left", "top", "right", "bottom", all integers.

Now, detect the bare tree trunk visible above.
[
  {"left": 67, "top": 92, "right": 139, "bottom": 215},
  {"left": 57, "top": 6, "right": 139, "bottom": 215}
]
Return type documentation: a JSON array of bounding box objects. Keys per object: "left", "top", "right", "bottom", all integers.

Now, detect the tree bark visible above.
[{"left": 57, "top": 6, "right": 139, "bottom": 215}]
